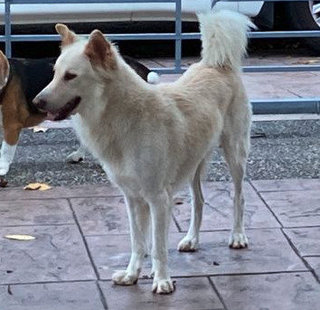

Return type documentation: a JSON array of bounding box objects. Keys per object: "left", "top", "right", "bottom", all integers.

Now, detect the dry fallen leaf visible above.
[
  {"left": 24, "top": 183, "right": 51, "bottom": 191},
  {"left": 4, "top": 234, "right": 36, "bottom": 241},
  {"left": 32, "top": 126, "right": 48, "bottom": 133},
  {"left": 38, "top": 184, "right": 51, "bottom": 191}
]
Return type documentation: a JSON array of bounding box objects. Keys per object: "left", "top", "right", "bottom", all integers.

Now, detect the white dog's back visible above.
[{"left": 142, "top": 10, "right": 253, "bottom": 189}]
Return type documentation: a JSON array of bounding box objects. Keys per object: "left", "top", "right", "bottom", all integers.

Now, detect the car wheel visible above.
[{"left": 285, "top": 1, "right": 320, "bottom": 52}]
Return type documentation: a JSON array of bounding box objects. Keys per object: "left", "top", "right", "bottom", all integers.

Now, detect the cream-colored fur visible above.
[{"left": 34, "top": 10, "right": 253, "bottom": 294}]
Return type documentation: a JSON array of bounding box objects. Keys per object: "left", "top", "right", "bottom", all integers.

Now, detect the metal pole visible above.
[
  {"left": 174, "top": 0, "right": 182, "bottom": 72},
  {"left": 4, "top": 0, "right": 12, "bottom": 57},
  {"left": 251, "top": 99, "right": 320, "bottom": 115}
]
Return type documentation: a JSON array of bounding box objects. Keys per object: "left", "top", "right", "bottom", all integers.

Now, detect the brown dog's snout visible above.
[{"left": 33, "top": 94, "right": 47, "bottom": 110}]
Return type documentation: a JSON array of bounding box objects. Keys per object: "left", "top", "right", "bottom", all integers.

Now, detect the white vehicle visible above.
[{"left": 0, "top": 1, "right": 319, "bottom": 51}]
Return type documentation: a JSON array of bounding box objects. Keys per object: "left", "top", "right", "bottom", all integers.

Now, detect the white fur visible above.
[
  {"left": 0, "top": 110, "right": 17, "bottom": 175},
  {"left": 198, "top": 10, "right": 254, "bottom": 70},
  {"left": 67, "top": 70, "right": 159, "bottom": 163},
  {"left": 35, "top": 10, "right": 253, "bottom": 294},
  {"left": 0, "top": 141, "right": 17, "bottom": 175}
]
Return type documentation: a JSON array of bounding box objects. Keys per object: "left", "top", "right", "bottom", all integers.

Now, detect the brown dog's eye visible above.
[{"left": 64, "top": 72, "right": 77, "bottom": 81}]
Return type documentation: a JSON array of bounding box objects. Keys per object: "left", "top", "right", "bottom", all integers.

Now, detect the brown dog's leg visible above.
[
  {"left": 0, "top": 112, "right": 46, "bottom": 175},
  {"left": 0, "top": 126, "right": 21, "bottom": 175}
]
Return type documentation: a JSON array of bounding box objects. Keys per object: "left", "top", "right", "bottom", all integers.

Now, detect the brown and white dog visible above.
[
  {"left": 34, "top": 11, "right": 253, "bottom": 294},
  {"left": 0, "top": 51, "right": 159, "bottom": 175}
]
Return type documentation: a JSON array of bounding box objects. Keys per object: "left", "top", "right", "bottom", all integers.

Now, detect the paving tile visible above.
[
  {"left": 0, "top": 199, "right": 74, "bottom": 227},
  {"left": 71, "top": 197, "right": 178, "bottom": 235},
  {"left": 284, "top": 227, "right": 320, "bottom": 256},
  {"left": 0, "top": 184, "right": 121, "bottom": 201},
  {"left": 0, "top": 225, "right": 95, "bottom": 284},
  {"left": 70, "top": 197, "right": 129, "bottom": 235},
  {"left": 267, "top": 72, "right": 320, "bottom": 98},
  {"left": 173, "top": 182, "right": 279, "bottom": 231},
  {"left": 251, "top": 178, "right": 320, "bottom": 192},
  {"left": 86, "top": 229, "right": 306, "bottom": 280},
  {"left": 177, "top": 181, "right": 256, "bottom": 197},
  {"left": 261, "top": 190, "right": 320, "bottom": 227},
  {"left": 212, "top": 272, "right": 320, "bottom": 310},
  {"left": 242, "top": 71, "right": 320, "bottom": 99},
  {"left": 305, "top": 257, "right": 320, "bottom": 280},
  {"left": 243, "top": 73, "right": 297, "bottom": 99},
  {"left": 0, "top": 282, "right": 105, "bottom": 310},
  {"left": 160, "top": 74, "right": 180, "bottom": 83},
  {"left": 100, "top": 278, "right": 223, "bottom": 310}
]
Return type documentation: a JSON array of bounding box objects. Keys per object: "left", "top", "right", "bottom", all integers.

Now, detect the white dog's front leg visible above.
[
  {"left": 148, "top": 190, "right": 175, "bottom": 294},
  {"left": 112, "top": 196, "right": 150, "bottom": 286},
  {"left": 0, "top": 141, "right": 17, "bottom": 175}
]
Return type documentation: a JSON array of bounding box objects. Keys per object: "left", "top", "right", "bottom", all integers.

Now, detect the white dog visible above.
[{"left": 33, "top": 10, "right": 253, "bottom": 294}]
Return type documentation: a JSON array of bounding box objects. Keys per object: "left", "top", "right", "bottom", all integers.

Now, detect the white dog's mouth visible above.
[{"left": 47, "top": 96, "right": 81, "bottom": 121}]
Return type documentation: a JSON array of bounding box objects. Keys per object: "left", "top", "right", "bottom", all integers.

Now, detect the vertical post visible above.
[
  {"left": 4, "top": 0, "right": 12, "bottom": 57},
  {"left": 175, "top": 0, "right": 182, "bottom": 73}
]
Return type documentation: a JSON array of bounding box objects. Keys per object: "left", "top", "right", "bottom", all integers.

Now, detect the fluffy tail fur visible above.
[{"left": 198, "top": 10, "right": 255, "bottom": 70}]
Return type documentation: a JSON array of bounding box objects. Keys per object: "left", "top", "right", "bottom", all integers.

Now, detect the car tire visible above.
[{"left": 285, "top": 1, "right": 320, "bottom": 52}]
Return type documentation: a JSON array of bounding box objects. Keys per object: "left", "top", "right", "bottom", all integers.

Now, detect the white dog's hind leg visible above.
[
  {"left": 148, "top": 190, "right": 175, "bottom": 294},
  {"left": 0, "top": 140, "right": 17, "bottom": 175},
  {"left": 228, "top": 167, "right": 248, "bottom": 248},
  {"left": 67, "top": 144, "right": 86, "bottom": 163},
  {"left": 178, "top": 161, "right": 204, "bottom": 252},
  {"left": 227, "top": 165, "right": 248, "bottom": 249},
  {"left": 112, "top": 196, "right": 150, "bottom": 286},
  {"left": 222, "top": 133, "right": 249, "bottom": 249}
]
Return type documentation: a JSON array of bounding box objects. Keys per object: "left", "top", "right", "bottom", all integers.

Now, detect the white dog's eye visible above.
[{"left": 64, "top": 72, "right": 77, "bottom": 81}]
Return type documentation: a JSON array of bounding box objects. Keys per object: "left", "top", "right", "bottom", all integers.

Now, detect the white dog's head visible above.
[{"left": 33, "top": 24, "right": 118, "bottom": 120}]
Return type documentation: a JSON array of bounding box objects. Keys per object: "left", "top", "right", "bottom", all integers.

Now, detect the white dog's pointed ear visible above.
[
  {"left": 55, "top": 23, "right": 77, "bottom": 47},
  {"left": 84, "top": 30, "right": 116, "bottom": 70},
  {"left": 0, "top": 50, "right": 10, "bottom": 90}
]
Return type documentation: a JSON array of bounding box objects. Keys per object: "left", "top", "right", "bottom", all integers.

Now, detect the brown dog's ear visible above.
[
  {"left": 55, "top": 23, "right": 77, "bottom": 47},
  {"left": 0, "top": 50, "right": 10, "bottom": 90},
  {"left": 84, "top": 30, "right": 116, "bottom": 70}
]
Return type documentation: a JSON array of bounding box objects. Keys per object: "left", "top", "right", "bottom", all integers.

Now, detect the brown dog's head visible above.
[
  {"left": 33, "top": 24, "right": 118, "bottom": 121},
  {"left": 0, "top": 51, "right": 10, "bottom": 93}
]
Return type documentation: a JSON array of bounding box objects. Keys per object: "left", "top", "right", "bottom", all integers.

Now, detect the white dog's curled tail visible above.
[{"left": 198, "top": 10, "right": 255, "bottom": 70}]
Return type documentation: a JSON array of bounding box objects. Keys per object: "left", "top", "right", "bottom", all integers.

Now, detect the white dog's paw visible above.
[
  {"left": 66, "top": 151, "right": 84, "bottom": 163},
  {"left": 152, "top": 278, "right": 175, "bottom": 294},
  {"left": 229, "top": 231, "right": 248, "bottom": 249},
  {"left": 0, "top": 160, "right": 10, "bottom": 175},
  {"left": 112, "top": 270, "right": 139, "bottom": 286},
  {"left": 177, "top": 236, "right": 199, "bottom": 252}
]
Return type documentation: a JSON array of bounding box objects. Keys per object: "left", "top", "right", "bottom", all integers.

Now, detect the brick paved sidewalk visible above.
[{"left": 0, "top": 179, "right": 319, "bottom": 310}]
